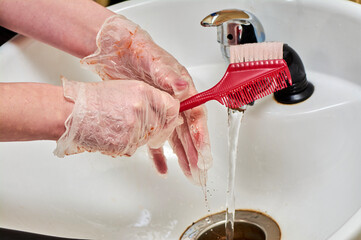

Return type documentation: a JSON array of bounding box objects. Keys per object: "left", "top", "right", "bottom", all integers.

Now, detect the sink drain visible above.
[{"left": 180, "top": 209, "right": 280, "bottom": 240}]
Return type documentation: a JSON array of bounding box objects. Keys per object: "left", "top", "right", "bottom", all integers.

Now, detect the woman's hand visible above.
[
  {"left": 81, "top": 15, "right": 212, "bottom": 185},
  {"left": 55, "top": 77, "right": 182, "bottom": 175}
]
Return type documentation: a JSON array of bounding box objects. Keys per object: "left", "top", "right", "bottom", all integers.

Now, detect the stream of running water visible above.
[{"left": 225, "top": 108, "right": 245, "bottom": 240}]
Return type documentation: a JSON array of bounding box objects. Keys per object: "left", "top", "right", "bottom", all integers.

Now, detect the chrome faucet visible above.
[{"left": 201, "top": 9, "right": 265, "bottom": 62}]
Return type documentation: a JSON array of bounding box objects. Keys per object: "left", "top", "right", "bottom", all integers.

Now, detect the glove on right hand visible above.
[
  {"left": 54, "top": 78, "right": 182, "bottom": 174},
  {"left": 81, "top": 15, "right": 213, "bottom": 185}
]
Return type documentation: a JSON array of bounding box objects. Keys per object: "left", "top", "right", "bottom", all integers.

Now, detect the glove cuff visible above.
[{"left": 53, "top": 77, "right": 86, "bottom": 157}]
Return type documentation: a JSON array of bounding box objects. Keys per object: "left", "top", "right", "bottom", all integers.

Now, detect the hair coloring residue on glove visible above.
[{"left": 80, "top": 15, "right": 212, "bottom": 185}]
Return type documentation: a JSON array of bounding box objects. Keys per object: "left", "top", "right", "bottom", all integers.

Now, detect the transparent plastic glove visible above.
[
  {"left": 54, "top": 77, "right": 182, "bottom": 175},
  {"left": 81, "top": 15, "right": 212, "bottom": 185}
]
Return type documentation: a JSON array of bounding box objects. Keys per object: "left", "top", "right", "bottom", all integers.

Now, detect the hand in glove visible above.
[
  {"left": 54, "top": 77, "right": 182, "bottom": 175},
  {"left": 81, "top": 15, "right": 212, "bottom": 185}
]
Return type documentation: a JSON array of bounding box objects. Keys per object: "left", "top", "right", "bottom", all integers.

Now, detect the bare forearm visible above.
[
  {"left": 0, "top": 83, "right": 73, "bottom": 141},
  {"left": 0, "top": 0, "right": 114, "bottom": 58}
]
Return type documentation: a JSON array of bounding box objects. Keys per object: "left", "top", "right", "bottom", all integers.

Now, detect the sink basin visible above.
[{"left": 1, "top": 0, "right": 361, "bottom": 239}]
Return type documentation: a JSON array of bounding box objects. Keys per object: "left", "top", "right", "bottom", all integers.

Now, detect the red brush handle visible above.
[
  {"left": 179, "top": 67, "right": 233, "bottom": 112},
  {"left": 179, "top": 89, "right": 215, "bottom": 112}
]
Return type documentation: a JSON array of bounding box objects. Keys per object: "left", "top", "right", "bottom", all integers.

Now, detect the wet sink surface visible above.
[{"left": 1, "top": 0, "right": 361, "bottom": 239}]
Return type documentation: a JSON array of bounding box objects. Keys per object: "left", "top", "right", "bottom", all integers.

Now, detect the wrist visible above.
[{"left": 0, "top": 83, "right": 74, "bottom": 141}]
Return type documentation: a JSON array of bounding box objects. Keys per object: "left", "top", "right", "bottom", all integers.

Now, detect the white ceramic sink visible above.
[{"left": 1, "top": 0, "right": 361, "bottom": 239}]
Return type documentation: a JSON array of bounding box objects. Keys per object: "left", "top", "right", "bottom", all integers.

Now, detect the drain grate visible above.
[{"left": 180, "top": 209, "right": 281, "bottom": 240}]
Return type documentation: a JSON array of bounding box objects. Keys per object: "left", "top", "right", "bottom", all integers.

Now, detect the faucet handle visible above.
[
  {"left": 201, "top": 9, "right": 265, "bottom": 45},
  {"left": 201, "top": 9, "right": 251, "bottom": 27}
]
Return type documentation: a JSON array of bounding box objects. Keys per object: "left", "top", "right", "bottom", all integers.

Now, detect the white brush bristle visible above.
[{"left": 230, "top": 42, "right": 283, "bottom": 63}]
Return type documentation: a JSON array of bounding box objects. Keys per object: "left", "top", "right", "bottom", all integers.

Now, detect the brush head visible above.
[
  {"left": 179, "top": 42, "right": 292, "bottom": 112},
  {"left": 216, "top": 59, "right": 292, "bottom": 109},
  {"left": 217, "top": 42, "right": 289, "bottom": 108}
]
